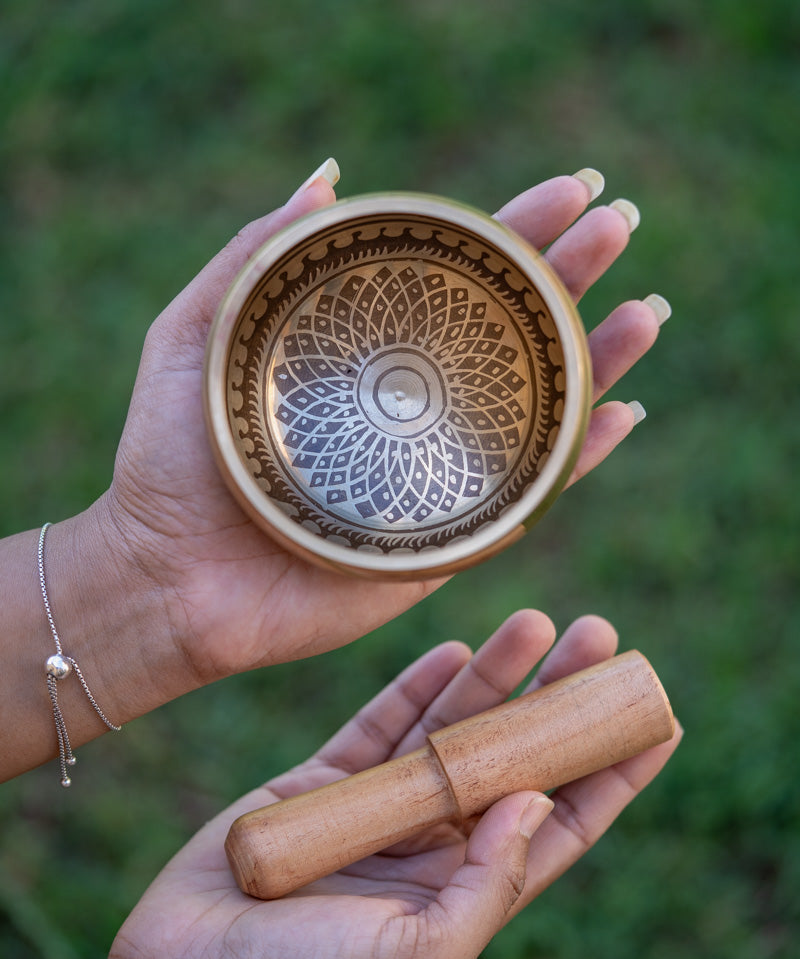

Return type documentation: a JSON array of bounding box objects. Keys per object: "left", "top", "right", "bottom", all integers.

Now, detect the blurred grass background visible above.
[{"left": 1, "top": 0, "right": 799, "bottom": 956}]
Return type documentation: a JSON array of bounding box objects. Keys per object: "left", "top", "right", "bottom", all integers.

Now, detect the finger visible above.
[
  {"left": 525, "top": 614, "right": 620, "bottom": 693},
  {"left": 544, "top": 202, "right": 638, "bottom": 302},
  {"left": 510, "top": 722, "right": 684, "bottom": 915},
  {"left": 422, "top": 793, "right": 554, "bottom": 958},
  {"left": 392, "top": 609, "right": 557, "bottom": 757},
  {"left": 192, "top": 167, "right": 338, "bottom": 306},
  {"left": 588, "top": 298, "right": 665, "bottom": 403},
  {"left": 494, "top": 170, "right": 604, "bottom": 250},
  {"left": 564, "top": 400, "right": 639, "bottom": 489},
  {"left": 313, "top": 640, "right": 473, "bottom": 775},
  {"left": 152, "top": 159, "right": 340, "bottom": 355}
]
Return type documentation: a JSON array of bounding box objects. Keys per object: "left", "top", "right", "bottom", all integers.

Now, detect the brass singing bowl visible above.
[{"left": 204, "top": 193, "right": 591, "bottom": 579}]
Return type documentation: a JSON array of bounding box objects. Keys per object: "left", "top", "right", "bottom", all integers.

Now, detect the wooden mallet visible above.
[{"left": 225, "top": 650, "right": 674, "bottom": 899}]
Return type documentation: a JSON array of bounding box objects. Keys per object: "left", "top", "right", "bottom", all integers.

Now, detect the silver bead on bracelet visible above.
[{"left": 38, "top": 523, "right": 121, "bottom": 786}]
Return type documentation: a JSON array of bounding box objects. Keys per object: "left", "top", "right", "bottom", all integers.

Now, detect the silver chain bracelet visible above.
[{"left": 38, "top": 522, "right": 121, "bottom": 786}]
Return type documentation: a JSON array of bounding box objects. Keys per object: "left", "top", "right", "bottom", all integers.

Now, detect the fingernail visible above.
[
  {"left": 297, "top": 157, "right": 340, "bottom": 194},
  {"left": 644, "top": 293, "right": 672, "bottom": 326},
  {"left": 519, "top": 796, "right": 554, "bottom": 839},
  {"left": 627, "top": 400, "right": 647, "bottom": 426},
  {"left": 609, "top": 198, "right": 641, "bottom": 233},
  {"left": 572, "top": 168, "right": 605, "bottom": 202}
]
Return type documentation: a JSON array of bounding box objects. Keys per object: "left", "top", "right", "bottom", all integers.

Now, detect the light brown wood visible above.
[
  {"left": 225, "top": 650, "right": 674, "bottom": 899},
  {"left": 227, "top": 748, "right": 456, "bottom": 900}
]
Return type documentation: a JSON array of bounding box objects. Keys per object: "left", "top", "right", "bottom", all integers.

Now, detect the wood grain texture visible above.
[{"left": 225, "top": 650, "right": 674, "bottom": 899}]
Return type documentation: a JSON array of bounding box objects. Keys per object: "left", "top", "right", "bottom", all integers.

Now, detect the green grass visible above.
[{"left": 2, "top": 1, "right": 799, "bottom": 955}]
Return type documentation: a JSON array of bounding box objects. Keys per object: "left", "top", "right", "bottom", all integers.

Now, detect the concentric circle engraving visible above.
[
  {"left": 258, "top": 260, "right": 534, "bottom": 532},
  {"left": 213, "top": 197, "right": 590, "bottom": 571},
  {"left": 373, "top": 367, "right": 429, "bottom": 422},
  {"left": 357, "top": 348, "right": 445, "bottom": 436}
]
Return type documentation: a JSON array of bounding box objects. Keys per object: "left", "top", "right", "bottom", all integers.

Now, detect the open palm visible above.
[
  {"left": 104, "top": 169, "right": 665, "bottom": 686},
  {"left": 111, "top": 610, "right": 681, "bottom": 959}
]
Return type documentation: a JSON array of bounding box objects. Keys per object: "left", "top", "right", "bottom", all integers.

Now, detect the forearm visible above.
[{"left": 0, "top": 495, "right": 193, "bottom": 784}]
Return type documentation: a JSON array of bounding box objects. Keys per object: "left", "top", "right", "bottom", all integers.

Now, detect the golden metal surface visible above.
[{"left": 204, "top": 194, "right": 591, "bottom": 578}]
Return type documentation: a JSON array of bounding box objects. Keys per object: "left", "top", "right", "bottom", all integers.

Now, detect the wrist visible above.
[
  {"left": 0, "top": 501, "right": 200, "bottom": 783},
  {"left": 45, "top": 496, "right": 198, "bottom": 729}
]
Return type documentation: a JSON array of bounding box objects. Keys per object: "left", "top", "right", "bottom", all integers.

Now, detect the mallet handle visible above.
[{"left": 225, "top": 650, "right": 674, "bottom": 899}]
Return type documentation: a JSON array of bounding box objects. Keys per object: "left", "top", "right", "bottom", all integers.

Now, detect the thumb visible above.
[
  {"left": 155, "top": 157, "right": 340, "bottom": 355},
  {"left": 428, "top": 792, "right": 553, "bottom": 958},
  {"left": 210, "top": 156, "right": 341, "bottom": 283}
]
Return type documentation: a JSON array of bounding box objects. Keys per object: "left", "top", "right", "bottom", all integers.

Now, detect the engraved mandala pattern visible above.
[
  {"left": 227, "top": 217, "right": 565, "bottom": 553},
  {"left": 269, "top": 264, "right": 529, "bottom": 528}
]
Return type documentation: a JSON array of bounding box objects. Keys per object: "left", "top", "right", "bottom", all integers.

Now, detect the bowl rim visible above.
[{"left": 204, "top": 192, "right": 591, "bottom": 578}]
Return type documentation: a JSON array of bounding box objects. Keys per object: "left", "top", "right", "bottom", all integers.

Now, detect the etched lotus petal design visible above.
[
  {"left": 268, "top": 263, "right": 531, "bottom": 529},
  {"left": 226, "top": 212, "right": 569, "bottom": 556}
]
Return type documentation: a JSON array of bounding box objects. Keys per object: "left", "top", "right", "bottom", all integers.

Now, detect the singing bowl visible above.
[{"left": 204, "top": 193, "right": 591, "bottom": 579}]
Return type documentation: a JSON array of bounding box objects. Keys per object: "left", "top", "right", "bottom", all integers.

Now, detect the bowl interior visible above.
[{"left": 208, "top": 195, "right": 589, "bottom": 576}]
